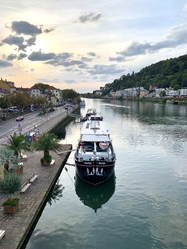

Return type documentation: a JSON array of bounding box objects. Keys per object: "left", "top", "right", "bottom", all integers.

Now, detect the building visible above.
[
  {"left": 0, "top": 78, "right": 16, "bottom": 95},
  {"left": 46, "top": 86, "right": 62, "bottom": 104}
]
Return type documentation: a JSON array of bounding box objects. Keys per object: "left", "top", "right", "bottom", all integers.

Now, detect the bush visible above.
[
  {"left": 0, "top": 173, "right": 21, "bottom": 194},
  {"left": 2, "top": 197, "right": 20, "bottom": 207}
]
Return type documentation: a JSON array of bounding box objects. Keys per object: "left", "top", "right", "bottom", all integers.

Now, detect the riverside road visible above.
[{"left": 0, "top": 106, "right": 75, "bottom": 249}]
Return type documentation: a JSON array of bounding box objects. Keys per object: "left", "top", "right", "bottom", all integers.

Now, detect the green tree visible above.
[
  {"left": 0, "top": 94, "right": 12, "bottom": 110},
  {"left": 75, "top": 95, "right": 81, "bottom": 103},
  {"left": 32, "top": 132, "right": 61, "bottom": 164},
  {"left": 62, "top": 89, "right": 79, "bottom": 99},
  {"left": 13, "top": 92, "right": 32, "bottom": 109},
  {"left": 32, "top": 83, "right": 50, "bottom": 91},
  {"left": 160, "top": 90, "right": 166, "bottom": 97},
  {"left": 5, "top": 133, "right": 31, "bottom": 157},
  {"left": 31, "top": 95, "right": 46, "bottom": 105},
  {"left": 173, "top": 84, "right": 180, "bottom": 90}
]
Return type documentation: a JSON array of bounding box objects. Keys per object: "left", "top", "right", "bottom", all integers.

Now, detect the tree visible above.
[
  {"left": 0, "top": 94, "right": 12, "bottom": 110},
  {"left": 5, "top": 133, "right": 31, "bottom": 157},
  {"left": 32, "top": 132, "right": 61, "bottom": 164},
  {"left": 32, "top": 83, "right": 50, "bottom": 91},
  {"left": 173, "top": 84, "right": 180, "bottom": 90},
  {"left": 13, "top": 92, "right": 32, "bottom": 109},
  {"left": 62, "top": 89, "right": 79, "bottom": 99},
  {"left": 31, "top": 95, "right": 46, "bottom": 105},
  {"left": 160, "top": 90, "right": 166, "bottom": 97},
  {"left": 75, "top": 95, "right": 81, "bottom": 103}
]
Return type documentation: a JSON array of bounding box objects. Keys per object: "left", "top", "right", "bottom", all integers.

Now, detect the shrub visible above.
[
  {"left": 2, "top": 198, "right": 20, "bottom": 207},
  {"left": 0, "top": 173, "right": 21, "bottom": 194}
]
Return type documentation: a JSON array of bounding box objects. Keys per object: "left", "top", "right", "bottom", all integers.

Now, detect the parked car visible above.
[
  {"left": 16, "top": 116, "right": 24, "bottom": 121},
  {"left": 8, "top": 107, "right": 19, "bottom": 113}
]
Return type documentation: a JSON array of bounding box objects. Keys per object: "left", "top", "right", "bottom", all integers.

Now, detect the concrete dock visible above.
[{"left": 0, "top": 109, "right": 75, "bottom": 249}]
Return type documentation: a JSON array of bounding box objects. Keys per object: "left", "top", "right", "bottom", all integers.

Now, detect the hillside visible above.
[{"left": 102, "top": 54, "right": 187, "bottom": 95}]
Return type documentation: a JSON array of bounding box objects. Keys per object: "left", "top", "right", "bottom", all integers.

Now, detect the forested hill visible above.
[{"left": 103, "top": 54, "right": 187, "bottom": 94}]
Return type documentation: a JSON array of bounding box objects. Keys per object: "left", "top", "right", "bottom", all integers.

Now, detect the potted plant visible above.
[
  {"left": 0, "top": 148, "right": 21, "bottom": 173},
  {"left": 32, "top": 132, "right": 61, "bottom": 166},
  {"left": 0, "top": 173, "right": 21, "bottom": 214}
]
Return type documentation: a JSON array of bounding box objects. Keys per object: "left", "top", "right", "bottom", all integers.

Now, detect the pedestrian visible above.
[
  {"left": 34, "top": 125, "right": 37, "bottom": 134},
  {"left": 18, "top": 122, "right": 22, "bottom": 135},
  {"left": 46, "top": 110, "right": 49, "bottom": 120}
]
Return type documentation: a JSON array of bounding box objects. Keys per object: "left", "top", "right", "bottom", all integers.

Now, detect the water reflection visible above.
[
  {"left": 75, "top": 173, "right": 116, "bottom": 212},
  {"left": 47, "top": 180, "right": 65, "bottom": 206}
]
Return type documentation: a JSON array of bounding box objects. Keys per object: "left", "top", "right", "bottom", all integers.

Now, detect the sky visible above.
[{"left": 0, "top": 1, "right": 187, "bottom": 93}]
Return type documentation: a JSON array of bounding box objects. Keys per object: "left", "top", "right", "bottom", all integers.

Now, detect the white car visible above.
[{"left": 16, "top": 116, "right": 24, "bottom": 121}]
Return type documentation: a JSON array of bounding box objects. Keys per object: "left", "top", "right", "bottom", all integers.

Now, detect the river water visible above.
[{"left": 26, "top": 98, "right": 187, "bottom": 249}]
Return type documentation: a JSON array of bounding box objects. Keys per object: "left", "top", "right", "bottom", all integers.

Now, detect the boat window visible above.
[
  {"left": 81, "top": 142, "right": 94, "bottom": 152},
  {"left": 96, "top": 142, "right": 103, "bottom": 152},
  {"left": 98, "top": 142, "right": 109, "bottom": 151}
]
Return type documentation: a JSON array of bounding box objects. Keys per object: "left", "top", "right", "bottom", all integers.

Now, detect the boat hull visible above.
[{"left": 75, "top": 161, "right": 115, "bottom": 185}]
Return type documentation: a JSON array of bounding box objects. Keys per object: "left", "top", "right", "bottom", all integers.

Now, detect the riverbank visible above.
[{"left": 0, "top": 108, "right": 76, "bottom": 249}]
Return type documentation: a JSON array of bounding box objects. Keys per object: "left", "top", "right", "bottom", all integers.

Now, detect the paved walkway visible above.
[{"left": 0, "top": 108, "right": 75, "bottom": 249}]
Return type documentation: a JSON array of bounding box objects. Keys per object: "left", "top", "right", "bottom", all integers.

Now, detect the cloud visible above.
[
  {"left": 0, "top": 60, "right": 13, "bottom": 68},
  {"left": 1, "top": 21, "right": 53, "bottom": 52},
  {"left": 45, "top": 52, "right": 87, "bottom": 67},
  {"left": 36, "top": 78, "right": 62, "bottom": 83},
  {"left": 44, "top": 52, "right": 73, "bottom": 66},
  {"left": 57, "top": 59, "right": 86, "bottom": 67},
  {"left": 72, "top": 12, "right": 102, "bottom": 23},
  {"left": 81, "top": 56, "right": 92, "bottom": 62},
  {"left": 64, "top": 79, "right": 76, "bottom": 84},
  {"left": 78, "top": 63, "right": 89, "bottom": 69},
  {"left": 116, "top": 23, "right": 187, "bottom": 58},
  {"left": 6, "top": 54, "right": 17, "bottom": 61},
  {"left": 117, "top": 41, "right": 152, "bottom": 57},
  {"left": 109, "top": 56, "right": 126, "bottom": 62},
  {"left": 18, "top": 53, "right": 27, "bottom": 60},
  {"left": 44, "top": 28, "right": 55, "bottom": 33},
  {"left": 87, "top": 52, "right": 97, "bottom": 57},
  {"left": 87, "top": 64, "right": 124, "bottom": 75},
  {"left": 28, "top": 51, "right": 56, "bottom": 61},
  {"left": 10, "top": 21, "right": 42, "bottom": 36},
  {"left": 6, "top": 53, "right": 27, "bottom": 61},
  {"left": 2, "top": 35, "right": 27, "bottom": 51},
  {"left": 26, "top": 37, "right": 37, "bottom": 46}
]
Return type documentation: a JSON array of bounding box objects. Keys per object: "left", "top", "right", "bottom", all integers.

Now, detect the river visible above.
[{"left": 25, "top": 98, "right": 187, "bottom": 249}]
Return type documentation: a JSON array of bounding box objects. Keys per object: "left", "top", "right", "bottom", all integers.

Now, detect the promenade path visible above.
[{"left": 0, "top": 108, "right": 75, "bottom": 249}]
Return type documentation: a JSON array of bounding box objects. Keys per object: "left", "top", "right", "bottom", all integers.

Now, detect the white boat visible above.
[
  {"left": 80, "top": 112, "right": 103, "bottom": 122},
  {"left": 74, "top": 116, "right": 116, "bottom": 185},
  {"left": 80, "top": 108, "right": 97, "bottom": 122},
  {"left": 80, "top": 100, "right": 86, "bottom": 107},
  {"left": 166, "top": 99, "right": 178, "bottom": 105}
]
